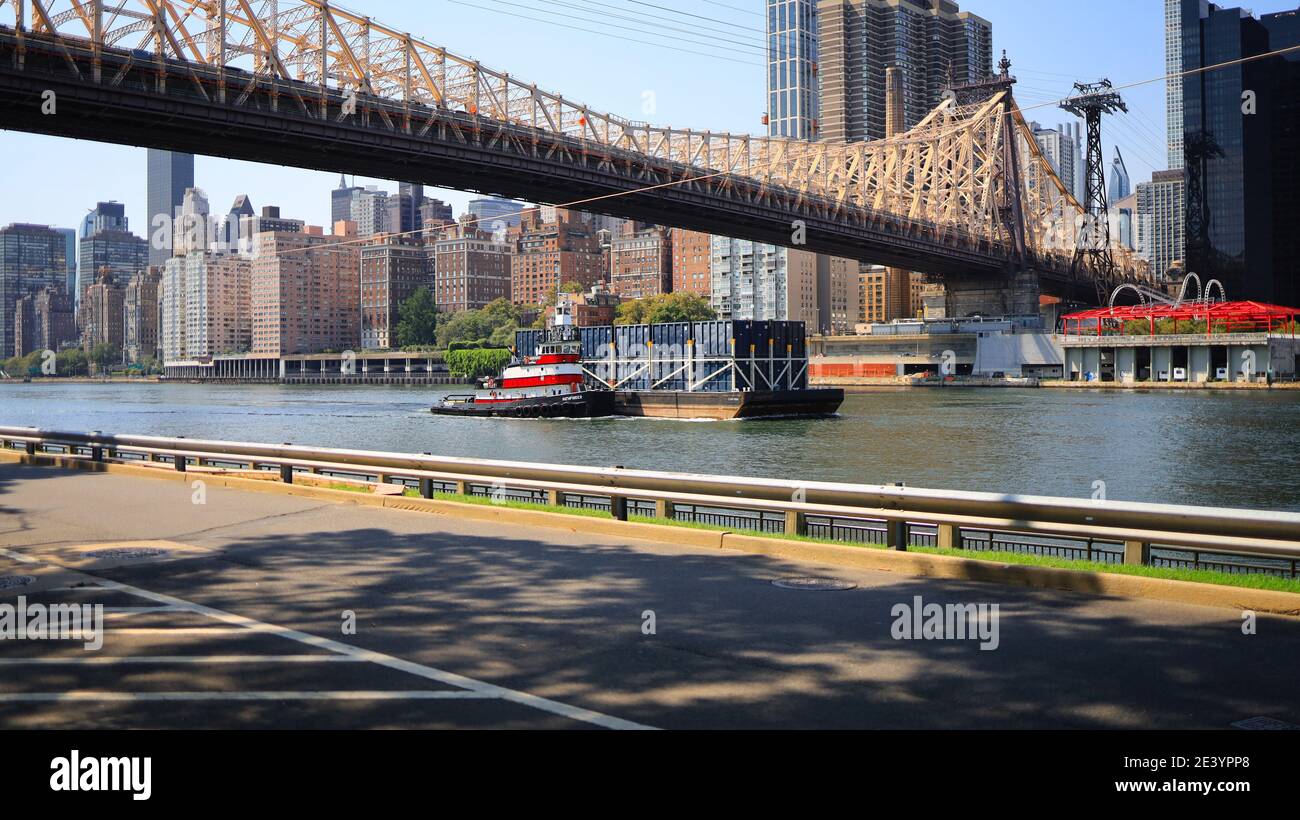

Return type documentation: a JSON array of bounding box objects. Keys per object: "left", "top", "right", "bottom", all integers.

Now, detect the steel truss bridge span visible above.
[{"left": 0, "top": 0, "right": 1142, "bottom": 293}]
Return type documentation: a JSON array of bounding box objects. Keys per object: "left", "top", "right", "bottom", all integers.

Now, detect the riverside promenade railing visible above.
[{"left": 3, "top": 426, "right": 1299, "bottom": 580}]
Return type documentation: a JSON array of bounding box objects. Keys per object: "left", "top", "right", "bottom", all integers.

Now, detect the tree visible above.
[
  {"left": 2, "top": 351, "right": 42, "bottom": 377},
  {"left": 445, "top": 346, "right": 513, "bottom": 380},
  {"left": 394, "top": 286, "right": 438, "bottom": 349},
  {"left": 88, "top": 343, "right": 121, "bottom": 373},
  {"left": 436, "top": 298, "right": 523, "bottom": 349},
  {"left": 56, "top": 348, "right": 88, "bottom": 377},
  {"left": 615, "top": 292, "right": 716, "bottom": 325}
]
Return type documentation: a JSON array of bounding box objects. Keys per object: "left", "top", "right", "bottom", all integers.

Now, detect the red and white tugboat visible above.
[{"left": 431, "top": 303, "right": 614, "bottom": 418}]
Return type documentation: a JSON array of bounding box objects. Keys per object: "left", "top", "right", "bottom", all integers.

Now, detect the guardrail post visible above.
[
  {"left": 453, "top": 480, "right": 468, "bottom": 495},
  {"left": 279, "top": 464, "right": 294, "bottom": 484},
  {"left": 90, "top": 445, "right": 103, "bottom": 462},
  {"left": 1124, "top": 539, "right": 1150, "bottom": 565},
  {"left": 784, "top": 510, "right": 806, "bottom": 536},
  {"left": 610, "top": 495, "right": 628, "bottom": 521},
  {"left": 173, "top": 454, "right": 186, "bottom": 473},
  {"left": 937, "top": 523, "right": 957, "bottom": 549},
  {"left": 886, "top": 519, "right": 908, "bottom": 551},
  {"left": 546, "top": 489, "right": 563, "bottom": 507},
  {"left": 418, "top": 477, "right": 434, "bottom": 499},
  {"left": 654, "top": 499, "right": 670, "bottom": 520},
  {"left": 24, "top": 442, "right": 36, "bottom": 456}
]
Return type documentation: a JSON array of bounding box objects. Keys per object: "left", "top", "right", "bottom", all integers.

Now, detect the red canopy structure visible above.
[{"left": 1062, "top": 301, "right": 1299, "bottom": 337}]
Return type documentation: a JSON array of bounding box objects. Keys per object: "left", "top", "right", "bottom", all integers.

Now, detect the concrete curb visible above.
[
  {"left": 720, "top": 534, "right": 1300, "bottom": 616},
  {"left": 4, "top": 449, "right": 1298, "bottom": 615}
]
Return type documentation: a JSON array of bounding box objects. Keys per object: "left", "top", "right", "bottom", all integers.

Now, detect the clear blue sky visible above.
[{"left": 1, "top": 0, "right": 1291, "bottom": 235}]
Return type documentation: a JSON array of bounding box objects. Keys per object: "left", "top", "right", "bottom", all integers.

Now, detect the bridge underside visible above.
[
  {"left": 0, "top": 29, "right": 1103, "bottom": 308},
  {"left": 0, "top": 39, "right": 990, "bottom": 277}
]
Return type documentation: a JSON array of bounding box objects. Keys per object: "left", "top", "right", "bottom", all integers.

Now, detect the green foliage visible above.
[
  {"left": 136, "top": 355, "right": 162, "bottom": 375},
  {"left": 1117, "top": 318, "right": 1212, "bottom": 336},
  {"left": 436, "top": 298, "right": 522, "bottom": 349},
  {"left": 88, "top": 343, "right": 121, "bottom": 371},
  {"left": 56, "top": 348, "right": 87, "bottom": 376},
  {"left": 2, "top": 348, "right": 91, "bottom": 378},
  {"left": 2, "top": 350, "right": 43, "bottom": 377},
  {"left": 615, "top": 292, "right": 716, "bottom": 325},
  {"left": 447, "top": 340, "right": 489, "bottom": 352},
  {"left": 394, "top": 286, "right": 438, "bottom": 349},
  {"left": 445, "top": 346, "right": 512, "bottom": 379}
]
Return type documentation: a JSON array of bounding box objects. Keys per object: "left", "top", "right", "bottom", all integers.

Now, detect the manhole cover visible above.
[
  {"left": 771, "top": 577, "right": 857, "bottom": 591},
  {"left": 1231, "top": 716, "right": 1300, "bottom": 730},
  {"left": 84, "top": 548, "right": 170, "bottom": 560},
  {"left": 0, "top": 575, "right": 36, "bottom": 589}
]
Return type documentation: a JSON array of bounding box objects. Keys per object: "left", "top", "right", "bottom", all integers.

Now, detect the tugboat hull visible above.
[{"left": 431, "top": 390, "right": 615, "bottom": 418}]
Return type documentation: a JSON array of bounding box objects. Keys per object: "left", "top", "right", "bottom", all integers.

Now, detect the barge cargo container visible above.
[{"left": 515, "top": 320, "right": 842, "bottom": 419}]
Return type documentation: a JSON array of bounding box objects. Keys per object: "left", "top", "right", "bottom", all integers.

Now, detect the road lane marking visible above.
[
  {"left": 102, "top": 606, "right": 189, "bottom": 614},
  {"left": 101, "top": 628, "right": 252, "bottom": 635},
  {"left": 0, "top": 691, "right": 492, "bottom": 702},
  {"left": 0, "top": 547, "right": 656, "bottom": 730},
  {"left": 0, "top": 655, "right": 368, "bottom": 665}
]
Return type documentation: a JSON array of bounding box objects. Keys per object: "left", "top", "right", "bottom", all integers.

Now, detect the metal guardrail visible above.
[{"left": 3, "top": 426, "right": 1300, "bottom": 580}]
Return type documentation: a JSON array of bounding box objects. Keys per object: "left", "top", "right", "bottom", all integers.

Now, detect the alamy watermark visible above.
[
  {"left": 0, "top": 596, "right": 103, "bottom": 650},
  {"left": 890, "top": 595, "right": 1000, "bottom": 651},
  {"left": 50, "top": 750, "right": 151, "bottom": 801}
]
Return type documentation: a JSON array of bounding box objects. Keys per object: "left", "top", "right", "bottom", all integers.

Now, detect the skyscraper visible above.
[
  {"left": 146, "top": 149, "right": 195, "bottom": 266},
  {"left": 467, "top": 197, "right": 525, "bottom": 232},
  {"left": 1181, "top": 0, "right": 1300, "bottom": 304},
  {"left": 386, "top": 182, "right": 425, "bottom": 237},
  {"left": 430, "top": 219, "right": 514, "bottom": 314},
  {"left": 80, "top": 271, "right": 126, "bottom": 354},
  {"left": 510, "top": 208, "right": 605, "bottom": 306},
  {"left": 331, "top": 176, "right": 363, "bottom": 227},
  {"left": 818, "top": 0, "right": 993, "bottom": 142},
  {"left": 14, "top": 287, "right": 75, "bottom": 357},
  {"left": 55, "top": 228, "right": 76, "bottom": 298},
  {"left": 350, "top": 187, "right": 390, "bottom": 238},
  {"left": 360, "top": 237, "right": 433, "bottom": 349},
  {"left": 250, "top": 227, "right": 360, "bottom": 356},
  {"left": 710, "top": 238, "right": 824, "bottom": 330},
  {"left": 609, "top": 227, "right": 673, "bottom": 300},
  {"left": 1165, "top": 0, "right": 1188, "bottom": 170},
  {"left": 419, "top": 197, "right": 455, "bottom": 232},
  {"left": 1108, "top": 146, "right": 1131, "bottom": 204},
  {"left": 1137, "top": 170, "right": 1186, "bottom": 280},
  {"left": 124, "top": 267, "right": 162, "bottom": 363},
  {"left": 76, "top": 202, "right": 146, "bottom": 303},
  {"left": 670, "top": 229, "right": 713, "bottom": 297},
  {"left": 1030, "top": 122, "right": 1079, "bottom": 200},
  {"left": 222, "top": 195, "right": 256, "bottom": 252},
  {"left": 767, "top": 0, "right": 820, "bottom": 139},
  {"left": 0, "top": 223, "right": 69, "bottom": 358}
]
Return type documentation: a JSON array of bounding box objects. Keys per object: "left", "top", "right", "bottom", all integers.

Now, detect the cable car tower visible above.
[{"left": 1060, "top": 79, "right": 1127, "bottom": 293}]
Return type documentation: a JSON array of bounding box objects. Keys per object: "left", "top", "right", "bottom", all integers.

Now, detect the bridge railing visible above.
[{"left": 3, "top": 426, "right": 1299, "bottom": 580}]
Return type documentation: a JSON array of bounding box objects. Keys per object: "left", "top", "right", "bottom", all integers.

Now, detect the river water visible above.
[{"left": 2, "top": 382, "right": 1298, "bottom": 510}]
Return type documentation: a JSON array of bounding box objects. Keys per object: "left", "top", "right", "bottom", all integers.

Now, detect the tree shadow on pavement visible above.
[{"left": 67, "top": 511, "right": 1300, "bottom": 731}]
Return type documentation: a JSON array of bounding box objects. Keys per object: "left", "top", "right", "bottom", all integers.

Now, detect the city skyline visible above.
[{"left": 0, "top": 0, "right": 1241, "bottom": 242}]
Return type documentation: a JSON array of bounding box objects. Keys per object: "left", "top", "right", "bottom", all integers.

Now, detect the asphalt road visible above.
[{"left": 1, "top": 459, "right": 1298, "bottom": 729}]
